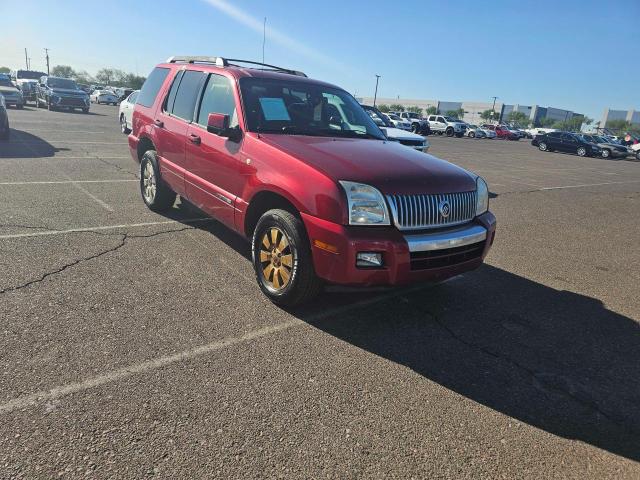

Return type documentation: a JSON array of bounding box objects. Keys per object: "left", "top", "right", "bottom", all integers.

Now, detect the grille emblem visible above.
[{"left": 438, "top": 200, "right": 450, "bottom": 218}]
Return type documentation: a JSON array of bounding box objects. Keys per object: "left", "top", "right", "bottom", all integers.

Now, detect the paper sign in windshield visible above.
[{"left": 259, "top": 97, "right": 291, "bottom": 121}]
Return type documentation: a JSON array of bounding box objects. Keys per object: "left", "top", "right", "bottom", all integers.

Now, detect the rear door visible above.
[
  {"left": 154, "top": 69, "right": 206, "bottom": 197},
  {"left": 184, "top": 72, "right": 242, "bottom": 228},
  {"left": 560, "top": 133, "right": 577, "bottom": 153}
]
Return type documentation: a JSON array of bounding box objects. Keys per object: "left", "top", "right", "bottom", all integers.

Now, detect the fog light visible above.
[{"left": 356, "top": 252, "right": 383, "bottom": 268}]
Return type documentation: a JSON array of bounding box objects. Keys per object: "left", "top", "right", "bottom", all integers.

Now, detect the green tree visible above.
[
  {"left": 0, "top": 66, "right": 10, "bottom": 74},
  {"left": 606, "top": 119, "right": 640, "bottom": 136},
  {"left": 551, "top": 115, "right": 588, "bottom": 132},
  {"left": 507, "top": 111, "right": 530, "bottom": 127},
  {"left": 538, "top": 117, "right": 556, "bottom": 127},
  {"left": 73, "top": 70, "right": 94, "bottom": 85},
  {"left": 121, "top": 73, "right": 146, "bottom": 89},
  {"left": 377, "top": 104, "right": 390, "bottom": 113},
  {"left": 389, "top": 103, "right": 405, "bottom": 112},
  {"left": 445, "top": 110, "right": 461, "bottom": 119},
  {"left": 96, "top": 68, "right": 116, "bottom": 86},
  {"left": 51, "top": 65, "right": 75, "bottom": 78},
  {"left": 406, "top": 105, "right": 423, "bottom": 116},
  {"left": 480, "top": 109, "right": 497, "bottom": 122},
  {"left": 426, "top": 106, "right": 437, "bottom": 115}
]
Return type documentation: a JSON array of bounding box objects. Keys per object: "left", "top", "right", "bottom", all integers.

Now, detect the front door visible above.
[{"left": 184, "top": 73, "right": 243, "bottom": 228}]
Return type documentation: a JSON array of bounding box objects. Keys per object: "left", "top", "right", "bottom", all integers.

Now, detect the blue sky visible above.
[{"left": 1, "top": 0, "right": 638, "bottom": 120}]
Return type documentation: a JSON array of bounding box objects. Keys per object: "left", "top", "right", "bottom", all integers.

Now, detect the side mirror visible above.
[
  {"left": 207, "top": 113, "right": 229, "bottom": 134},
  {"left": 207, "top": 112, "right": 242, "bottom": 142}
]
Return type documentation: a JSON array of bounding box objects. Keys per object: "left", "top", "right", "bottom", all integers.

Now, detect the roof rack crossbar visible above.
[{"left": 165, "top": 56, "right": 306, "bottom": 77}]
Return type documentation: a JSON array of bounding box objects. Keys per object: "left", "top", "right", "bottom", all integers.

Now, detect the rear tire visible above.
[
  {"left": 139, "top": 150, "right": 176, "bottom": 212},
  {"left": 446, "top": 127, "right": 454, "bottom": 137},
  {"left": 577, "top": 146, "right": 587, "bottom": 157},
  {"left": 469, "top": 131, "right": 475, "bottom": 138},
  {"left": 538, "top": 142, "right": 548, "bottom": 152},
  {"left": 601, "top": 149, "right": 610, "bottom": 158},
  {"left": 252, "top": 209, "right": 323, "bottom": 306},
  {"left": 82, "top": 108, "right": 89, "bottom": 114},
  {"left": 120, "top": 114, "right": 130, "bottom": 134}
]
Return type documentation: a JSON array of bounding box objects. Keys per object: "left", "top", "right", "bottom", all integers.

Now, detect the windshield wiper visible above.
[{"left": 256, "top": 125, "right": 323, "bottom": 136}]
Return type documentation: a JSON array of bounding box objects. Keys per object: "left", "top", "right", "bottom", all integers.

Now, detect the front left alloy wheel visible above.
[
  {"left": 252, "top": 209, "right": 322, "bottom": 306},
  {"left": 577, "top": 146, "right": 587, "bottom": 157}
]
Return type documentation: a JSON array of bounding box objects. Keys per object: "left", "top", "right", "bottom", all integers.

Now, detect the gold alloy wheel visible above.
[{"left": 259, "top": 227, "right": 293, "bottom": 291}]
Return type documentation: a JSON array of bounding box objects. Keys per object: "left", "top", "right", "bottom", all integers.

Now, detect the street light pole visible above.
[
  {"left": 373, "top": 75, "right": 381, "bottom": 107},
  {"left": 491, "top": 96, "right": 498, "bottom": 123},
  {"left": 44, "top": 48, "right": 50, "bottom": 75}
]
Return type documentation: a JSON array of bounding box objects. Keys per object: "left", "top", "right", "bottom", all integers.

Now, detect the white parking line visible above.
[
  {"left": 0, "top": 179, "right": 136, "bottom": 186},
  {"left": 0, "top": 179, "right": 137, "bottom": 186},
  {"left": 539, "top": 180, "right": 640, "bottom": 191},
  {"left": 0, "top": 218, "right": 212, "bottom": 240},
  {"left": 0, "top": 284, "right": 428, "bottom": 414},
  {"left": 66, "top": 177, "right": 114, "bottom": 212}
]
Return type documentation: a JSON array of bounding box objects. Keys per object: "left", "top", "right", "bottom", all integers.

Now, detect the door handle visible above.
[
  {"left": 189, "top": 133, "right": 201, "bottom": 145},
  {"left": 154, "top": 119, "right": 164, "bottom": 128}
]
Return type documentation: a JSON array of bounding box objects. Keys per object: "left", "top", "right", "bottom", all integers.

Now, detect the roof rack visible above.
[{"left": 166, "top": 56, "right": 306, "bottom": 77}]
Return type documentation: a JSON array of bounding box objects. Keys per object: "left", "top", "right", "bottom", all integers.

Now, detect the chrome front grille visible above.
[{"left": 387, "top": 191, "right": 477, "bottom": 230}]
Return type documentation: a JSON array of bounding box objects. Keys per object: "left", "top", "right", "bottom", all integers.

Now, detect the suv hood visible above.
[
  {"left": 51, "top": 88, "right": 85, "bottom": 95},
  {"left": 259, "top": 134, "right": 476, "bottom": 195},
  {"left": 0, "top": 86, "right": 19, "bottom": 94},
  {"left": 381, "top": 127, "right": 425, "bottom": 141}
]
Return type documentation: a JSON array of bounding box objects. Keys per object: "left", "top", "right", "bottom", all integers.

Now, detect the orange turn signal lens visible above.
[{"left": 313, "top": 239, "right": 339, "bottom": 254}]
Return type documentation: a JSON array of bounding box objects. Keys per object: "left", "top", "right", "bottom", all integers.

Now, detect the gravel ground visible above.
[{"left": 1, "top": 105, "right": 639, "bottom": 479}]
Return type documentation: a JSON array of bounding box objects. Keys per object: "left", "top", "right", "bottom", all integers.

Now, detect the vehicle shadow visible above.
[
  {"left": 163, "top": 201, "right": 640, "bottom": 461},
  {"left": 0, "top": 130, "right": 70, "bottom": 158}
]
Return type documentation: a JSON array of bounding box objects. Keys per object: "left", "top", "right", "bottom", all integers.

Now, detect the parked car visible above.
[
  {"left": 465, "top": 124, "right": 486, "bottom": 138},
  {"left": 507, "top": 125, "right": 527, "bottom": 139},
  {"left": 525, "top": 127, "right": 556, "bottom": 139},
  {"left": 91, "top": 89, "right": 119, "bottom": 105},
  {"left": 361, "top": 105, "right": 429, "bottom": 152},
  {"left": 476, "top": 125, "right": 497, "bottom": 139},
  {"left": 532, "top": 131, "right": 602, "bottom": 157},
  {"left": 114, "top": 87, "right": 134, "bottom": 104},
  {"left": 0, "top": 94, "right": 9, "bottom": 140},
  {"left": 578, "top": 134, "right": 630, "bottom": 159},
  {"left": 129, "top": 56, "right": 495, "bottom": 305},
  {"left": 629, "top": 143, "right": 640, "bottom": 161},
  {"left": 397, "top": 111, "right": 430, "bottom": 134},
  {"left": 384, "top": 112, "right": 412, "bottom": 131},
  {"left": 16, "top": 79, "right": 38, "bottom": 105},
  {"left": 0, "top": 74, "right": 24, "bottom": 108},
  {"left": 35, "top": 76, "right": 90, "bottom": 112},
  {"left": 427, "top": 115, "right": 466, "bottom": 137},
  {"left": 482, "top": 124, "right": 519, "bottom": 140},
  {"left": 118, "top": 90, "right": 139, "bottom": 134}
]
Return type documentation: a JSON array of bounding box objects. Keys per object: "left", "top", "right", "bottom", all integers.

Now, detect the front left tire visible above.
[
  {"left": 577, "top": 146, "right": 587, "bottom": 157},
  {"left": 252, "top": 209, "right": 323, "bottom": 306}
]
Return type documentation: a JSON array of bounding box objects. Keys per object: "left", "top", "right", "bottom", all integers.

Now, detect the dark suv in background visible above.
[
  {"left": 532, "top": 131, "right": 602, "bottom": 157},
  {"left": 35, "top": 76, "right": 90, "bottom": 112}
]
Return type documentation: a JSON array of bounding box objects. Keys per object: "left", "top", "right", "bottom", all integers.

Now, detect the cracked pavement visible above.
[{"left": 0, "top": 105, "right": 639, "bottom": 478}]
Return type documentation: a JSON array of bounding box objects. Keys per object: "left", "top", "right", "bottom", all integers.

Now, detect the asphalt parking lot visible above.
[{"left": 1, "top": 105, "right": 639, "bottom": 479}]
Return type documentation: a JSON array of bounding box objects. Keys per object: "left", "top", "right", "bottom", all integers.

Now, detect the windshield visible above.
[
  {"left": 406, "top": 112, "right": 419, "bottom": 118},
  {"left": 361, "top": 105, "right": 393, "bottom": 128},
  {"left": 443, "top": 116, "right": 459, "bottom": 122},
  {"left": 16, "top": 70, "right": 46, "bottom": 80},
  {"left": 239, "top": 78, "right": 385, "bottom": 140},
  {"left": 48, "top": 78, "right": 79, "bottom": 89}
]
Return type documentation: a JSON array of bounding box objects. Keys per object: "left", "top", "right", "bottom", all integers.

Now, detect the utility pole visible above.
[
  {"left": 373, "top": 74, "right": 380, "bottom": 107},
  {"left": 27, "top": 58, "right": 31, "bottom": 70},
  {"left": 491, "top": 96, "right": 498, "bottom": 123},
  {"left": 44, "top": 48, "right": 50, "bottom": 75},
  {"left": 24, "top": 48, "right": 29, "bottom": 69}
]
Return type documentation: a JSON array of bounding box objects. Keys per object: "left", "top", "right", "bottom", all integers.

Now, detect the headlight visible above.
[
  {"left": 476, "top": 176, "right": 489, "bottom": 215},
  {"left": 339, "top": 181, "right": 390, "bottom": 226}
]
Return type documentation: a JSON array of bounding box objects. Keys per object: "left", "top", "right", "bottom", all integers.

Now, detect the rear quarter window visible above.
[{"left": 137, "top": 67, "right": 170, "bottom": 108}]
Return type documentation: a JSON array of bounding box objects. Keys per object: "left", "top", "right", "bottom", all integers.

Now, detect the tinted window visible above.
[
  {"left": 163, "top": 70, "right": 183, "bottom": 113},
  {"left": 196, "top": 74, "right": 238, "bottom": 127},
  {"left": 547, "top": 132, "right": 561, "bottom": 138},
  {"left": 561, "top": 133, "right": 576, "bottom": 142},
  {"left": 137, "top": 67, "right": 169, "bottom": 108},
  {"left": 171, "top": 70, "right": 205, "bottom": 120}
]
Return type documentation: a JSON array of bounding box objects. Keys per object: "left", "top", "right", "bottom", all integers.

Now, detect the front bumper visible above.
[
  {"left": 51, "top": 96, "right": 90, "bottom": 108},
  {"left": 3, "top": 97, "right": 23, "bottom": 106},
  {"left": 302, "top": 211, "right": 496, "bottom": 286}
]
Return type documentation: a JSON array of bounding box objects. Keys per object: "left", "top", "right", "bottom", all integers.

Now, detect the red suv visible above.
[
  {"left": 129, "top": 56, "right": 496, "bottom": 305},
  {"left": 482, "top": 124, "right": 519, "bottom": 141}
]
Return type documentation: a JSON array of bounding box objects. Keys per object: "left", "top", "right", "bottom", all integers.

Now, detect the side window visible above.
[
  {"left": 428, "top": 115, "right": 435, "bottom": 121},
  {"left": 562, "top": 134, "right": 576, "bottom": 142},
  {"left": 163, "top": 70, "right": 184, "bottom": 113},
  {"left": 437, "top": 116, "right": 445, "bottom": 123},
  {"left": 137, "top": 67, "right": 170, "bottom": 108},
  {"left": 171, "top": 70, "right": 205, "bottom": 121},
  {"left": 196, "top": 74, "right": 238, "bottom": 127}
]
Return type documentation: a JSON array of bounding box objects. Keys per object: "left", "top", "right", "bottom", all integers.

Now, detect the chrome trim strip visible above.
[{"left": 405, "top": 224, "right": 487, "bottom": 252}]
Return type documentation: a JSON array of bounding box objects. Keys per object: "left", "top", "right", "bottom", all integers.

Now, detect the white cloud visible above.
[{"left": 202, "top": 0, "right": 343, "bottom": 70}]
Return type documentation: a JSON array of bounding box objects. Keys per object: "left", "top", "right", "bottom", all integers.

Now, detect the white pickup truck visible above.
[{"left": 426, "top": 115, "right": 466, "bottom": 137}]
